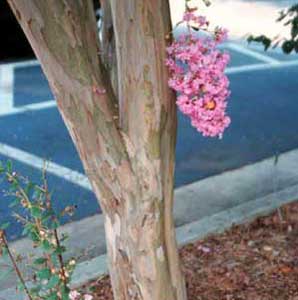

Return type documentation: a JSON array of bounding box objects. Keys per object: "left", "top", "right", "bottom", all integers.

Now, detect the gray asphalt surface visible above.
[{"left": 1, "top": 41, "right": 298, "bottom": 240}]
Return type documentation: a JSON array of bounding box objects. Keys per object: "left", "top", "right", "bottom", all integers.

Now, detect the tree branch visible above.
[
  {"left": 109, "top": 0, "right": 176, "bottom": 178},
  {"left": 7, "top": 0, "right": 133, "bottom": 205}
]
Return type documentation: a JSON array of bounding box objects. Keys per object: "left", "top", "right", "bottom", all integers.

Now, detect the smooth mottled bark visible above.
[{"left": 7, "top": 0, "right": 187, "bottom": 299}]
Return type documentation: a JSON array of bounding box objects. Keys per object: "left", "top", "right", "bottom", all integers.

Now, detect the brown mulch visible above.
[{"left": 81, "top": 201, "right": 298, "bottom": 300}]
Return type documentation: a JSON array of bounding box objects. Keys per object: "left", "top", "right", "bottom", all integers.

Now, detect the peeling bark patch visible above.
[
  {"left": 105, "top": 215, "right": 116, "bottom": 261},
  {"left": 141, "top": 215, "right": 148, "bottom": 227},
  {"left": 118, "top": 248, "right": 129, "bottom": 263},
  {"left": 93, "top": 85, "right": 106, "bottom": 95},
  {"left": 120, "top": 131, "right": 136, "bottom": 158},
  {"left": 142, "top": 65, "right": 153, "bottom": 98},
  {"left": 114, "top": 213, "right": 121, "bottom": 237},
  {"left": 16, "top": 9, "right": 21, "bottom": 20},
  {"left": 142, "top": 81, "right": 153, "bottom": 98},
  {"left": 105, "top": 214, "right": 121, "bottom": 262},
  {"left": 143, "top": 65, "right": 150, "bottom": 80},
  {"left": 157, "top": 246, "right": 165, "bottom": 262},
  {"left": 160, "top": 105, "right": 168, "bottom": 132},
  {"left": 27, "top": 18, "right": 33, "bottom": 27},
  {"left": 139, "top": 254, "right": 157, "bottom": 279},
  {"left": 117, "top": 159, "right": 136, "bottom": 192},
  {"left": 142, "top": 6, "right": 155, "bottom": 37},
  {"left": 146, "top": 128, "right": 160, "bottom": 159},
  {"left": 99, "top": 161, "right": 115, "bottom": 183}
]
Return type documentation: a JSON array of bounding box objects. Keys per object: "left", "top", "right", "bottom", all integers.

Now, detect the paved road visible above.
[{"left": 1, "top": 41, "right": 298, "bottom": 240}]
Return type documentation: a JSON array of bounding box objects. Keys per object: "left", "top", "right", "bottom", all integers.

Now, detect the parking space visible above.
[
  {"left": 1, "top": 40, "right": 298, "bottom": 240},
  {"left": 14, "top": 64, "right": 53, "bottom": 107}
]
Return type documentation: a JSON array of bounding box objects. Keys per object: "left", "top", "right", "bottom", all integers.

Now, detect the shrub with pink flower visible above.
[{"left": 166, "top": 6, "right": 231, "bottom": 138}]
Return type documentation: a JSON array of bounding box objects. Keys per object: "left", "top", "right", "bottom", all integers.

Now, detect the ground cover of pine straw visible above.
[{"left": 81, "top": 201, "right": 298, "bottom": 300}]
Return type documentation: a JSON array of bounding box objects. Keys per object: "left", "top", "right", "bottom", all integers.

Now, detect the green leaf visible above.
[
  {"left": 277, "top": 11, "right": 287, "bottom": 22},
  {"left": 47, "top": 292, "right": 59, "bottom": 300},
  {"left": 36, "top": 268, "right": 51, "bottom": 280},
  {"left": 42, "top": 211, "right": 52, "bottom": 223},
  {"left": 202, "top": 0, "right": 211, "bottom": 6},
  {"left": 295, "top": 41, "right": 298, "bottom": 53},
  {"left": 22, "top": 223, "right": 34, "bottom": 236},
  {"left": 1, "top": 246, "right": 8, "bottom": 257},
  {"left": 31, "top": 206, "right": 43, "bottom": 218},
  {"left": 9, "top": 181, "right": 18, "bottom": 192},
  {"left": 0, "top": 161, "right": 4, "bottom": 173},
  {"left": 61, "top": 286, "right": 70, "bottom": 300},
  {"left": 17, "top": 281, "right": 25, "bottom": 292},
  {"left": 291, "top": 17, "right": 298, "bottom": 38},
  {"left": 288, "top": 4, "right": 298, "bottom": 13},
  {"left": 29, "top": 286, "right": 42, "bottom": 296},
  {"left": 50, "top": 220, "right": 59, "bottom": 230},
  {"left": 46, "top": 275, "right": 60, "bottom": 289},
  {"left": 29, "top": 230, "right": 40, "bottom": 242},
  {"left": 282, "top": 40, "right": 295, "bottom": 53},
  {"left": 34, "top": 257, "right": 47, "bottom": 265},
  {"left": 54, "top": 246, "right": 66, "bottom": 255},
  {"left": 41, "top": 239, "right": 52, "bottom": 251},
  {"left": 247, "top": 35, "right": 271, "bottom": 51},
  {"left": 9, "top": 198, "right": 20, "bottom": 208},
  {"left": 6, "top": 160, "right": 12, "bottom": 173},
  {"left": 24, "top": 182, "right": 34, "bottom": 195},
  {"left": 0, "top": 222, "right": 10, "bottom": 230},
  {"left": 60, "top": 233, "right": 69, "bottom": 242},
  {"left": 263, "top": 39, "right": 272, "bottom": 51}
]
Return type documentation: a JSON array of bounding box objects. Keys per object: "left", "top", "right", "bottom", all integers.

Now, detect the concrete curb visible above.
[
  {"left": 4, "top": 149, "right": 298, "bottom": 268},
  {"left": 72, "top": 183, "right": 298, "bottom": 288}
]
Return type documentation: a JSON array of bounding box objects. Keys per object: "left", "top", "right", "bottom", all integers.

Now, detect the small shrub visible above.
[{"left": 0, "top": 161, "right": 93, "bottom": 300}]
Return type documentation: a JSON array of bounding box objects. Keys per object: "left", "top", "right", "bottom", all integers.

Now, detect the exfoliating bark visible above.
[{"left": 7, "top": 1, "right": 187, "bottom": 299}]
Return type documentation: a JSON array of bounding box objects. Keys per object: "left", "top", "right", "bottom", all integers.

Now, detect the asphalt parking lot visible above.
[{"left": 1, "top": 40, "right": 298, "bottom": 240}]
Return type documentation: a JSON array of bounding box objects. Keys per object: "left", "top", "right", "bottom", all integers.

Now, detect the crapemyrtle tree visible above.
[{"left": 6, "top": 0, "right": 231, "bottom": 299}]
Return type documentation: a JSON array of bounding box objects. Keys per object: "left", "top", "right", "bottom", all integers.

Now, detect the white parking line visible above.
[
  {"left": 226, "top": 42, "right": 281, "bottom": 64},
  {"left": 0, "top": 64, "right": 14, "bottom": 114},
  {"left": 0, "top": 44, "right": 297, "bottom": 192},
  {"left": 0, "top": 143, "right": 92, "bottom": 191},
  {"left": 0, "top": 100, "right": 56, "bottom": 117},
  {"left": 0, "top": 59, "right": 40, "bottom": 69},
  {"left": 0, "top": 58, "right": 298, "bottom": 117},
  {"left": 226, "top": 59, "right": 298, "bottom": 75}
]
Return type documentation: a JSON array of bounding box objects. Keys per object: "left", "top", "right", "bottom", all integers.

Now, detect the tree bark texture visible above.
[{"left": 7, "top": 1, "right": 187, "bottom": 299}]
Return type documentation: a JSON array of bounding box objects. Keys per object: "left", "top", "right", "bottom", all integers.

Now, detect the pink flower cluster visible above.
[
  {"left": 69, "top": 290, "right": 93, "bottom": 300},
  {"left": 166, "top": 10, "right": 231, "bottom": 138}
]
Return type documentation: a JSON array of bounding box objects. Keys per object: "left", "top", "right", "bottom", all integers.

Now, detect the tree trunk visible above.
[{"left": 7, "top": 1, "right": 187, "bottom": 299}]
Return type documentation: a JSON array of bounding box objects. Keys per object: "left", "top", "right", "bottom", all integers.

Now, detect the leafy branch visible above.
[
  {"left": 0, "top": 161, "right": 78, "bottom": 300},
  {"left": 247, "top": 4, "right": 298, "bottom": 54}
]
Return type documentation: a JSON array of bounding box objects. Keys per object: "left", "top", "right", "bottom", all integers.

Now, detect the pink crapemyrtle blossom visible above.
[
  {"left": 69, "top": 290, "right": 81, "bottom": 300},
  {"left": 166, "top": 9, "right": 231, "bottom": 138},
  {"left": 69, "top": 290, "right": 93, "bottom": 300}
]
